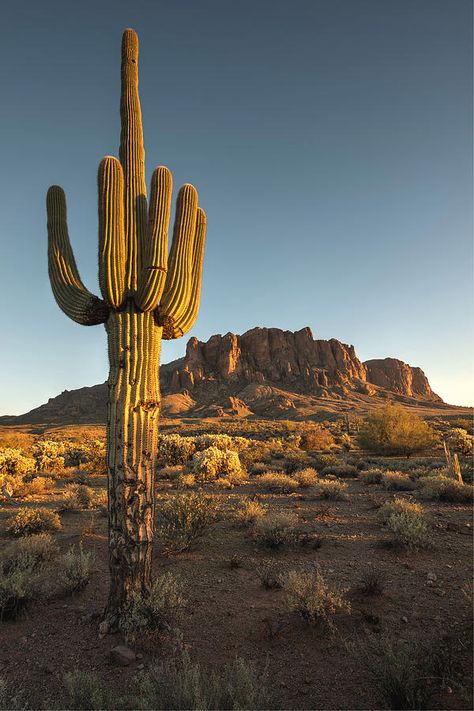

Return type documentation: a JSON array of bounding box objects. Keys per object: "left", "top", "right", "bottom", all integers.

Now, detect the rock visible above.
[
  {"left": 401, "top": 616, "right": 408, "bottom": 623},
  {"left": 427, "top": 572, "right": 437, "bottom": 582},
  {"left": 110, "top": 645, "right": 136, "bottom": 667},
  {"left": 364, "top": 358, "right": 441, "bottom": 401}
]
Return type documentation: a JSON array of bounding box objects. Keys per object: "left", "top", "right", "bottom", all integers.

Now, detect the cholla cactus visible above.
[{"left": 46, "top": 29, "right": 206, "bottom": 629}]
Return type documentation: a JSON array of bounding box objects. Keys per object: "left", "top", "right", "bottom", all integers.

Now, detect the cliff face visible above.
[
  {"left": 164, "top": 326, "right": 441, "bottom": 403},
  {"left": 1, "top": 326, "right": 445, "bottom": 426},
  {"left": 166, "top": 327, "right": 368, "bottom": 394},
  {"left": 364, "top": 358, "right": 441, "bottom": 402}
]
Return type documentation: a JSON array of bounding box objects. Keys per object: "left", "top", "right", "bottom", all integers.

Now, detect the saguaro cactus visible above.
[{"left": 46, "top": 28, "right": 206, "bottom": 630}]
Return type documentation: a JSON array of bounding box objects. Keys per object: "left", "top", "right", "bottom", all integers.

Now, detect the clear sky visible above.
[{"left": 0, "top": 0, "right": 472, "bottom": 414}]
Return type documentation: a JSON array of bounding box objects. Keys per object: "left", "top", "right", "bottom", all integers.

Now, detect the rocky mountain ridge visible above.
[{"left": 1, "top": 326, "right": 449, "bottom": 425}]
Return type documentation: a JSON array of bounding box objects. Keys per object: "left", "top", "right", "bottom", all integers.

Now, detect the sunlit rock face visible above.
[
  {"left": 164, "top": 326, "right": 441, "bottom": 402},
  {"left": 364, "top": 358, "right": 441, "bottom": 402}
]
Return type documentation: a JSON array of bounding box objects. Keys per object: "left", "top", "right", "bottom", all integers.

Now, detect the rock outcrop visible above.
[
  {"left": 364, "top": 358, "right": 441, "bottom": 402},
  {"left": 1, "top": 325, "right": 446, "bottom": 426},
  {"left": 163, "top": 326, "right": 441, "bottom": 403}
]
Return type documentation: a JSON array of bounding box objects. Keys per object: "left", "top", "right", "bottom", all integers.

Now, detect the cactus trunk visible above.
[
  {"left": 104, "top": 304, "right": 162, "bottom": 624},
  {"left": 47, "top": 29, "right": 206, "bottom": 632}
]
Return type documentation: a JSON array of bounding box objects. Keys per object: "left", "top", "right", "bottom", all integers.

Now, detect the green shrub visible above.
[
  {"left": 0, "top": 562, "right": 37, "bottom": 621},
  {"left": 284, "top": 568, "right": 350, "bottom": 630},
  {"left": 234, "top": 498, "right": 267, "bottom": 526},
  {"left": 1, "top": 533, "right": 57, "bottom": 573},
  {"left": 7, "top": 507, "right": 61, "bottom": 537},
  {"left": 386, "top": 511, "right": 430, "bottom": 551},
  {"left": 157, "top": 492, "right": 219, "bottom": 553},
  {"left": 317, "top": 479, "right": 348, "bottom": 500},
  {"left": 32, "top": 440, "right": 66, "bottom": 473},
  {"left": 378, "top": 497, "right": 424, "bottom": 524},
  {"left": 0, "top": 447, "right": 35, "bottom": 477},
  {"left": 253, "top": 512, "right": 299, "bottom": 548},
  {"left": 419, "top": 475, "right": 473, "bottom": 503},
  {"left": 134, "top": 651, "right": 269, "bottom": 710},
  {"left": 360, "top": 468, "right": 384, "bottom": 484},
  {"left": 62, "top": 669, "right": 107, "bottom": 710},
  {"left": 358, "top": 637, "right": 434, "bottom": 709},
  {"left": 62, "top": 484, "right": 107, "bottom": 510},
  {"left": 192, "top": 447, "right": 243, "bottom": 483},
  {"left": 157, "top": 434, "right": 196, "bottom": 465},
  {"left": 381, "top": 471, "right": 417, "bottom": 491},
  {"left": 57, "top": 544, "right": 92, "bottom": 595},
  {"left": 120, "top": 572, "right": 185, "bottom": 649},
  {"left": 321, "top": 463, "right": 358, "bottom": 478},
  {"left": 358, "top": 404, "right": 435, "bottom": 456},
  {"left": 255, "top": 472, "right": 299, "bottom": 493},
  {"left": 294, "top": 467, "right": 318, "bottom": 488},
  {"left": 255, "top": 558, "right": 283, "bottom": 589}
]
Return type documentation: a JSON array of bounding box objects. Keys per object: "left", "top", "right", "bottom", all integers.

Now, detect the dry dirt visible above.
[{"left": 0, "top": 459, "right": 472, "bottom": 711}]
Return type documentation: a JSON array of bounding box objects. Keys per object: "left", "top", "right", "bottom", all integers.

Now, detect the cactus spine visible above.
[{"left": 46, "top": 29, "right": 206, "bottom": 630}]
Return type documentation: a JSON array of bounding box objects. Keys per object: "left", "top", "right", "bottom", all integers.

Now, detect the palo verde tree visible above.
[{"left": 46, "top": 29, "right": 206, "bottom": 631}]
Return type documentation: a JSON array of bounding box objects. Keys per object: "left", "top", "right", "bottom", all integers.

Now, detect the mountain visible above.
[{"left": 2, "top": 326, "right": 462, "bottom": 426}]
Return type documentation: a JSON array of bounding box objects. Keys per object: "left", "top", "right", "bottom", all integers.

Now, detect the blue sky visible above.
[{"left": 0, "top": 0, "right": 472, "bottom": 414}]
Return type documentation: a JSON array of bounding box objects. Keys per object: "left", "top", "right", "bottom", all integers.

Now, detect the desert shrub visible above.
[
  {"left": 134, "top": 651, "right": 269, "bottom": 710},
  {"left": 0, "top": 473, "right": 54, "bottom": 500},
  {"left": 381, "top": 471, "right": 416, "bottom": 491},
  {"left": 194, "top": 434, "right": 250, "bottom": 452},
  {"left": 253, "top": 512, "right": 299, "bottom": 548},
  {"left": 248, "top": 461, "right": 269, "bottom": 475},
  {"left": 255, "top": 472, "right": 299, "bottom": 493},
  {"left": 282, "top": 450, "right": 312, "bottom": 474},
  {"left": 177, "top": 473, "right": 196, "bottom": 489},
  {"left": 7, "top": 507, "right": 61, "bottom": 537},
  {"left": 56, "top": 544, "right": 92, "bottom": 595},
  {"left": 85, "top": 439, "right": 107, "bottom": 476},
  {"left": 157, "top": 492, "right": 220, "bottom": 553},
  {"left": 0, "top": 677, "right": 28, "bottom": 710},
  {"left": 358, "top": 404, "right": 435, "bottom": 457},
  {"left": 120, "top": 572, "right": 185, "bottom": 648},
  {"left": 62, "top": 669, "right": 107, "bottom": 710},
  {"left": 234, "top": 498, "right": 266, "bottom": 526},
  {"left": 239, "top": 442, "right": 274, "bottom": 468},
  {"left": 62, "top": 484, "right": 107, "bottom": 510},
  {"left": 192, "top": 447, "right": 243, "bottom": 483},
  {"left": 311, "top": 453, "right": 340, "bottom": 470},
  {"left": 1, "top": 533, "right": 57, "bottom": 573},
  {"left": 63, "top": 443, "right": 90, "bottom": 468},
  {"left": 359, "top": 568, "right": 386, "bottom": 596},
  {"left": 255, "top": 558, "right": 283, "bottom": 589},
  {"left": 321, "top": 463, "right": 358, "bottom": 478},
  {"left": 340, "top": 433, "right": 352, "bottom": 451},
  {"left": 0, "top": 560, "right": 38, "bottom": 621},
  {"left": 445, "top": 428, "right": 473, "bottom": 456},
  {"left": 158, "top": 464, "right": 185, "bottom": 480},
  {"left": 32, "top": 440, "right": 66, "bottom": 473},
  {"left": 0, "top": 447, "right": 35, "bottom": 477},
  {"left": 360, "top": 468, "right": 384, "bottom": 484},
  {"left": 294, "top": 467, "right": 318, "bottom": 488},
  {"left": 385, "top": 511, "right": 430, "bottom": 551},
  {"left": 317, "top": 479, "right": 348, "bottom": 500},
  {"left": 299, "top": 426, "right": 334, "bottom": 452},
  {"left": 284, "top": 568, "right": 350, "bottom": 630},
  {"left": 358, "top": 637, "right": 435, "bottom": 709},
  {"left": 378, "top": 498, "right": 424, "bottom": 524},
  {"left": 157, "top": 434, "right": 196, "bottom": 465},
  {"left": 419, "top": 475, "right": 473, "bottom": 503}
]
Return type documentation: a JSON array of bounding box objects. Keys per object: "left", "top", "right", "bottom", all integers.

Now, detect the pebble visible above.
[
  {"left": 401, "top": 616, "right": 408, "bottom": 623},
  {"left": 426, "top": 572, "right": 437, "bottom": 582},
  {"left": 110, "top": 645, "right": 136, "bottom": 667}
]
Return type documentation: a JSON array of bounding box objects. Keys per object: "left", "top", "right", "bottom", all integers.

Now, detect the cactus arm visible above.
[
  {"left": 155, "top": 183, "right": 198, "bottom": 334},
  {"left": 98, "top": 157, "right": 126, "bottom": 309},
  {"left": 120, "top": 28, "right": 147, "bottom": 294},
  {"left": 160, "top": 207, "right": 206, "bottom": 339},
  {"left": 134, "top": 166, "right": 172, "bottom": 311},
  {"left": 47, "top": 186, "right": 109, "bottom": 325}
]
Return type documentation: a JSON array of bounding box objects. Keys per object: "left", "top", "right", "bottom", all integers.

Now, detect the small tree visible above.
[
  {"left": 445, "top": 428, "right": 473, "bottom": 456},
  {"left": 358, "top": 403, "right": 435, "bottom": 457}
]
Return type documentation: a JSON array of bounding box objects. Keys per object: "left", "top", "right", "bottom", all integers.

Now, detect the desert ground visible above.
[{"left": 0, "top": 415, "right": 472, "bottom": 710}]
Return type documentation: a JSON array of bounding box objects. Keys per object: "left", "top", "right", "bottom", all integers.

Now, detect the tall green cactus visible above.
[{"left": 47, "top": 28, "right": 206, "bottom": 630}]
